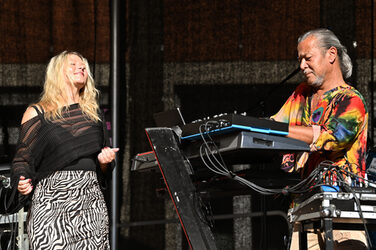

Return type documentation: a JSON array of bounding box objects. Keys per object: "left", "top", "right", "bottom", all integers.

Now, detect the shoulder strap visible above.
[
  {"left": 31, "top": 105, "right": 44, "bottom": 114},
  {"left": 31, "top": 105, "right": 45, "bottom": 121}
]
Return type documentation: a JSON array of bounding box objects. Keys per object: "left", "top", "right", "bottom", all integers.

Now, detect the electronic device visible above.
[
  {"left": 182, "top": 130, "right": 308, "bottom": 164},
  {"left": 131, "top": 151, "right": 157, "bottom": 172},
  {"left": 180, "top": 114, "right": 288, "bottom": 140},
  {"left": 153, "top": 108, "right": 186, "bottom": 127},
  {"left": 290, "top": 191, "right": 376, "bottom": 222},
  {"left": 132, "top": 130, "right": 309, "bottom": 172}
]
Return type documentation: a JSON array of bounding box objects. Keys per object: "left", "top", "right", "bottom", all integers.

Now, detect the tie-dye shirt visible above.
[{"left": 271, "top": 82, "right": 368, "bottom": 178}]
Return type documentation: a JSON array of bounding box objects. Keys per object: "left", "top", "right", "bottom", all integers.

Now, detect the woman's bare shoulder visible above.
[{"left": 21, "top": 105, "right": 42, "bottom": 125}]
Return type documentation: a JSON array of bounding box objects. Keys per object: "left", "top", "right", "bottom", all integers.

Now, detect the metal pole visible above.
[
  {"left": 110, "top": 0, "right": 120, "bottom": 248},
  {"left": 18, "top": 208, "right": 24, "bottom": 249},
  {"left": 371, "top": 0, "right": 375, "bottom": 147}
]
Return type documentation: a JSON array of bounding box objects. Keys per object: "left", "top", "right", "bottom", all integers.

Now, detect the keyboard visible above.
[{"left": 180, "top": 114, "right": 288, "bottom": 140}]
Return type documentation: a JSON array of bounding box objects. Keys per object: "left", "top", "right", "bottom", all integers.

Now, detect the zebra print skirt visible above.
[{"left": 28, "top": 170, "right": 110, "bottom": 250}]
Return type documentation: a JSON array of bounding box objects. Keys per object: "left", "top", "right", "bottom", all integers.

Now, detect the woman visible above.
[{"left": 10, "top": 51, "right": 118, "bottom": 249}]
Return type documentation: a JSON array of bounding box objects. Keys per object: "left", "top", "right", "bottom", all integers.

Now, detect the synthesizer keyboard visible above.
[
  {"left": 180, "top": 114, "right": 289, "bottom": 140},
  {"left": 132, "top": 131, "right": 309, "bottom": 172},
  {"left": 182, "top": 130, "right": 309, "bottom": 165}
]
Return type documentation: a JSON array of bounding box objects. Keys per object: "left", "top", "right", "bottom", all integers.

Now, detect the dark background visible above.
[{"left": 0, "top": 0, "right": 375, "bottom": 249}]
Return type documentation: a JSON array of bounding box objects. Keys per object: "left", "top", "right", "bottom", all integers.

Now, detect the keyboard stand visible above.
[
  {"left": 0, "top": 209, "right": 29, "bottom": 249},
  {"left": 145, "top": 127, "right": 218, "bottom": 250},
  {"left": 288, "top": 192, "right": 376, "bottom": 249}
]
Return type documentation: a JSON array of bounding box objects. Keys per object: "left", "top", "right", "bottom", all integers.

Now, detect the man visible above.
[{"left": 272, "top": 29, "right": 368, "bottom": 249}]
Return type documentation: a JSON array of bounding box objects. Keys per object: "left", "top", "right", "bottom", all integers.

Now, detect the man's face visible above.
[{"left": 297, "top": 36, "right": 330, "bottom": 87}]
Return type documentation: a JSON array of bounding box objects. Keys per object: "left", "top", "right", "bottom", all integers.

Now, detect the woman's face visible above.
[{"left": 64, "top": 54, "right": 88, "bottom": 88}]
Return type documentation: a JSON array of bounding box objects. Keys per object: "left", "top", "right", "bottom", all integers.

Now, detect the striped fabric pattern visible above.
[{"left": 28, "top": 170, "right": 110, "bottom": 250}]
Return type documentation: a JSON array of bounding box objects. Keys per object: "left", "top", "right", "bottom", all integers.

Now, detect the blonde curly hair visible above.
[{"left": 37, "top": 51, "right": 100, "bottom": 121}]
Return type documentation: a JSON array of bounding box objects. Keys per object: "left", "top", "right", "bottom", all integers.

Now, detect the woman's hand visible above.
[
  {"left": 97, "top": 147, "right": 119, "bottom": 172},
  {"left": 17, "top": 176, "right": 33, "bottom": 195}
]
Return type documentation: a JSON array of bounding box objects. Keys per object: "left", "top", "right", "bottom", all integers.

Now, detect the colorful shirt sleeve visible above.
[
  {"left": 271, "top": 83, "right": 309, "bottom": 126},
  {"left": 271, "top": 83, "right": 368, "bottom": 176},
  {"left": 313, "top": 94, "right": 367, "bottom": 152}
]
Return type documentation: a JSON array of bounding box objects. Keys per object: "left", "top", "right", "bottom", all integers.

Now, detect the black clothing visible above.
[
  {"left": 64, "top": 157, "right": 97, "bottom": 171},
  {"left": 11, "top": 103, "right": 105, "bottom": 188}
]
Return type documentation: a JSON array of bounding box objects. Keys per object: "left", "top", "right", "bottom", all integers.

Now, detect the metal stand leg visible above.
[
  {"left": 323, "top": 218, "right": 334, "bottom": 250},
  {"left": 17, "top": 208, "right": 28, "bottom": 250},
  {"left": 298, "top": 223, "right": 308, "bottom": 250},
  {"left": 146, "top": 128, "right": 218, "bottom": 250}
]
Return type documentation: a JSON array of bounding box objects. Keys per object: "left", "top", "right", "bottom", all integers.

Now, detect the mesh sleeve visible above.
[{"left": 11, "top": 117, "right": 42, "bottom": 188}]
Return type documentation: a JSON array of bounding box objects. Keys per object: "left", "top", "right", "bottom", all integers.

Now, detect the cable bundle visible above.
[{"left": 197, "top": 120, "right": 376, "bottom": 248}]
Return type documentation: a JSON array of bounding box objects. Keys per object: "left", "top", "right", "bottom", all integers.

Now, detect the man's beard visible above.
[
  {"left": 304, "top": 71, "right": 324, "bottom": 87},
  {"left": 310, "top": 75, "right": 324, "bottom": 87}
]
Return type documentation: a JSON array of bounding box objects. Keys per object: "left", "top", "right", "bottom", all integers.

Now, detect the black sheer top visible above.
[{"left": 10, "top": 104, "right": 107, "bottom": 188}]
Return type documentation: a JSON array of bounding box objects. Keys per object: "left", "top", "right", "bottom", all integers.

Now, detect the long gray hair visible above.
[{"left": 298, "top": 28, "right": 352, "bottom": 79}]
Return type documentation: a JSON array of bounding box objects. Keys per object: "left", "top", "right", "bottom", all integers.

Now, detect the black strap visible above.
[{"left": 31, "top": 105, "right": 45, "bottom": 121}]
